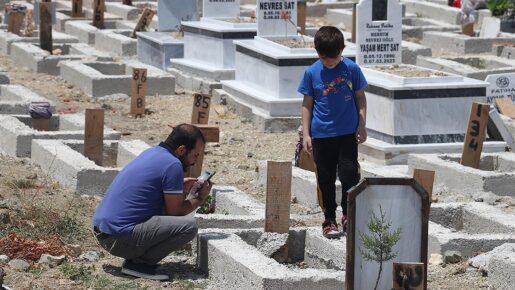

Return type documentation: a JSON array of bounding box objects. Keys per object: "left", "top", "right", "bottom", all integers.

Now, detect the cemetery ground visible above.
[{"left": 0, "top": 50, "right": 503, "bottom": 290}]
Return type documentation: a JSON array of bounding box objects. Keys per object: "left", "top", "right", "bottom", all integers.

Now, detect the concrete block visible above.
[
  {"left": 401, "top": 40, "right": 432, "bottom": 65},
  {"left": 421, "top": 31, "right": 514, "bottom": 54},
  {"left": 304, "top": 228, "right": 346, "bottom": 270},
  {"left": 324, "top": 8, "right": 352, "bottom": 30},
  {"left": 31, "top": 139, "right": 150, "bottom": 195},
  {"left": 408, "top": 153, "right": 515, "bottom": 197},
  {"left": 10, "top": 42, "right": 112, "bottom": 75},
  {"left": 307, "top": 1, "right": 354, "bottom": 18},
  {"left": 59, "top": 60, "right": 175, "bottom": 98},
  {"left": 197, "top": 228, "right": 345, "bottom": 289},
  {"left": 0, "top": 113, "right": 120, "bottom": 157},
  {"left": 404, "top": 0, "right": 491, "bottom": 26},
  {"left": 105, "top": 2, "right": 142, "bottom": 20},
  {"left": 0, "top": 65, "right": 9, "bottom": 85},
  {"left": 488, "top": 244, "right": 515, "bottom": 290},
  {"left": 137, "top": 31, "right": 184, "bottom": 70},
  {"left": 489, "top": 108, "right": 515, "bottom": 149},
  {"left": 168, "top": 67, "right": 221, "bottom": 95},
  {"left": 0, "top": 30, "right": 79, "bottom": 55},
  {"left": 402, "top": 17, "right": 460, "bottom": 41},
  {"left": 94, "top": 29, "right": 137, "bottom": 56},
  {"left": 64, "top": 20, "right": 134, "bottom": 44},
  {"left": 0, "top": 85, "right": 55, "bottom": 114},
  {"left": 54, "top": 0, "right": 123, "bottom": 32}
]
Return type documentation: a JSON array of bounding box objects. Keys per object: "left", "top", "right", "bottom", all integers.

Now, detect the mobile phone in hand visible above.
[{"left": 199, "top": 170, "right": 216, "bottom": 183}]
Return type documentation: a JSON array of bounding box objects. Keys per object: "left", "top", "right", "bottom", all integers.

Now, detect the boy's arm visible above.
[
  {"left": 355, "top": 89, "right": 367, "bottom": 144},
  {"left": 301, "top": 95, "right": 314, "bottom": 155}
]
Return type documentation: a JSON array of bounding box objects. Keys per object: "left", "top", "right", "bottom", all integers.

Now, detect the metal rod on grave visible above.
[
  {"left": 72, "top": 0, "right": 83, "bottom": 18},
  {"left": 461, "top": 102, "right": 489, "bottom": 169},
  {"left": 188, "top": 94, "right": 212, "bottom": 178},
  {"left": 92, "top": 0, "right": 105, "bottom": 29},
  {"left": 39, "top": 0, "right": 53, "bottom": 54},
  {"left": 84, "top": 108, "right": 105, "bottom": 165},
  {"left": 130, "top": 68, "right": 147, "bottom": 118}
]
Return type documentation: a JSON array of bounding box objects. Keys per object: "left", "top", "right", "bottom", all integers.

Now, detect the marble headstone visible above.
[
  {"left": 485, "top": 73, "right": 515, "bottom": 104},
  {"left": 480, "top": 17, "right": 501, "bottom": 38},
  {"left": 257, "top": 0, "right": 297, "bottom": 37},
  {"left": 356, "top": 0, "right": 402, "bottom": 66},
  {"left": 350, "top": 181, "right": 428, "bottom": 290},
  {"left": 157, "top": 0, "right": 198, "bottom": 32},
  {"left": 203, "top": 0, "right": 240, "bottom": 18}
]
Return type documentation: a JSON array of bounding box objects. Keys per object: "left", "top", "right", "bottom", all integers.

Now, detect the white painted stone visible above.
[
  {"left": 257, "top": 0, "right": 298, "bottom": 37},
  {"left": 356, "top": 0, "right": 402, "bottom": 66},
  {"left": 203, "top": 0, "right": 240, "bottom": 18},
  {"left": 353, "top": 182, "right": 426, "bottom": 290},
  {"left": 485, "top": 73, "right": 515, "bottom": 104},
  {"left": 157, "top": 0, "right": 198, "bottom": 32},
  {"left": 480, "top": 17, "right": 500, "bottom": 38}
]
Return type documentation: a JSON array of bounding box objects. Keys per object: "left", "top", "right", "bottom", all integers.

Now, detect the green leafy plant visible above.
[
  {"left": 486, "top": 0, "right": 515, "bottom": 17},
  {"left": 359, "top": 205, "right": 402, "bottom": 290}
]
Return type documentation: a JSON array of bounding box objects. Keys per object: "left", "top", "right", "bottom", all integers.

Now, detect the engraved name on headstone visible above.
[
  {"left": 203, "top": 0, "right": 240, "bottom": 18},
  {"left": 485, "top": 73, "right": 515, "bottom": 104},
  {"left": 257, "top": 0, "right": 297, "bottom": 37}
]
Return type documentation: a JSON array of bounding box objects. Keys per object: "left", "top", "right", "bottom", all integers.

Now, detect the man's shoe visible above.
[
  {"left": 322, "top": 219, "right": 340, "bottom": 239},
  {"left": 121, "top": 260, "right": 169, "bottom": 281}
]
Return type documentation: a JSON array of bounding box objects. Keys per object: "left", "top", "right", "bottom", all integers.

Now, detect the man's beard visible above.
[{"left": 178, "top": 151, "right": 191, "bottom": 172}]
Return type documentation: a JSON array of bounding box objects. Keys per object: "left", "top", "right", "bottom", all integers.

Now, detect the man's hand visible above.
[
  {"left": 197, "top": 180, "right": 213, "bottom": 204},
  {"left": 303, "top": 134, "right": 313, "bottom": 156},
  {"left": 356, "top": 125, "right": 367, "bottom": 144},
  {"left": 183, "top": 177, "right": 197, "bottom": 194}
]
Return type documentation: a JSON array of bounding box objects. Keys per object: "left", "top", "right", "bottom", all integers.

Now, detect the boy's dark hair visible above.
[
  {"left": 165, "top": 123, "right": 205, "bottom": 151},
  {"left": 314, "top": 26, "right": 345, "bottom": 58}
]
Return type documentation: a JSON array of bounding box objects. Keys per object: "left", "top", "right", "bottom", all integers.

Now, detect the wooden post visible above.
[
  {"left": 393, "top": 262, "right": 425, "bottom": 290},
  {"left": 130, "top": 8, "right": 155, "bottom": 38},
  {"left": 130, "top": 68, "right": 147, "bottom": 118},
  {"left": 32, "top": 119, "right": 50, "bottom": 131},
  {"left": 92, "top": 0, "right": 105, "bottom": 29},
  {"left": 84, "top": 109, "right": 104, "bottom": 165},
  {"left": 462, "top": 22, "right": 475, "bottom": 37},
  {"left": 39, "top": 0, "right": 53, "bottom": 54},
  {"left": 7, "top": 11, "right": 23, "bottom": 36},
  {"left": 413, "top": 169, "right": 435, "bottom": 201},
  {"left": 351, "top": 2, "right": 357, "bottom": 43},
  {"left": 298, "top": 150, "right": 316, "bottom": 172},
  {"left": 265, "top": 161, "right": 292, "bottom": 234},
  {"left": 122, "top": 0, "right": 133, "bottom": 6},
  {"left": 72, "top": 0, "right": 83, "bottom": 17},
  {"left": 461, "top": 102, "right": 489, "bottom": 169},
  {"left": 495, "top": 98, "right": 515, "bottom": 119},
  {"left": 297, "top": 0, "right": 306, "bottom": 35},
  {"left": 189, "top": 94, "right": 212, "bottom": 178}
]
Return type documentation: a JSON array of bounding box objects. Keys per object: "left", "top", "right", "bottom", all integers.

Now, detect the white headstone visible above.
[
  {"left": 257, "top": 0, "right": 298, "bottom": 38},
  {"left": 356, "top": 0, "right": 402, "bottom": 66},
  {"left": 485, "top": 73, "right": 515, "bottom": 104},
  {"left": 157, "top": 0, "right": 198, "bottom": 32},
  {"left": 479, "top": 17, "right": 501, "bottom": 38},
  {"left": 203, "top": 0, "right": 240, "bottom": 18}
]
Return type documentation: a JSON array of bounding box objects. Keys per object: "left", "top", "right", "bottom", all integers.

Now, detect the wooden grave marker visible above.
[
  {"left": 351, "top": 2, "right": 357, "bottom": 43},
  {"left": 39, "top": 0, "right": 53, "bottom": 54},
  {"left": 72, "top": 0, "right": 84, "bottom": 17},
  {"left": 92, "top": 0, "right": 105, "bottom": 29},
  {"left": 7, "top": 6, "right": 24, "bottom": 36},
  {"left": 130, "top": 68, "right": 147, "bottom": 117},
  {"left": 84, "top": 108, "right": 104, "bottom": 165},
  {"left": 413, "top": 169, "right": 435, "bottom": 202},
  {"left": 393, "top": 262, "right": 425, "bottom": 290},
  {"left": 461, "top": 102, "right": 489, "bottom": 169},
  {"left": 32, "top": 119, "right": 50, "bottom": 131},
  {"left": 495, "top": 98, "right": 515, "bottom": 119},
  {"left": 346, "top": 178, "right": 430, "bottom": 290},
  {"left": 297, "top": 0, "right": 306, "bottom": 35},
  {"left": 189, "top": 94, "right": 216, "bottom": 178},
  {"left": 130, "top": 8, "right": 155, "bottom": 38}
]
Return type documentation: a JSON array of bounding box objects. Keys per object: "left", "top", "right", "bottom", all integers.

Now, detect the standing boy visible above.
[{"left": 298, "top": 26, "right": 368, "bottom": 239}]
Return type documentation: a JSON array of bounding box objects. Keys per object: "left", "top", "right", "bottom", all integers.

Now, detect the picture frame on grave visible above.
[{"left": 346, "top": 178, "right": 429, "bottom": 290}]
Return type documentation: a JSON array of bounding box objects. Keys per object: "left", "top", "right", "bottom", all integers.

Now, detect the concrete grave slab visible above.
[
  {"left": 0, "top": 85, "right": 55, "bottom": 114},
  {"left": 54, "top": 0, "right": 123, "bottom": 32},
  {"left": 64, "top": 20, "right": 134, "bottom": 44},
  {"left": 408, "top": 152, "right": 515, "bottom": 197},
  {"left": 306, "top": 0, "right": 354, "bottom": 17},
  {"left": 421, "top": 31, "right": 515, "bottom": 54},
  {"left": 495, "top": 44, "right": 515, "bottom": 59},
  {"left": 94, "top": 29, "right": 137, "bottom": 56},
  {"left": 402, "top": 16, "right": 460, "bottom": 41},
  {"left": 31, "top": 139, "right": 150, "bottom": 195},
  {"left": 137, "top": 31, "right": 183, "bottom": 70},
  {"left": 196, "top": 228, "right": 345, "bottom": 289},
  {"left": 0, "top": 30, "right": 79, "bottom": 54},
  {"left": 169, "top": 17, "right": 256, "bottom": 93},
  {"left": 0, "top": 65, "right": 9, "bottom": 85},
  {"left": 59, "top": 60, "right": 174, "bottom": 97},
  {"left": 488, "top": 243, "right": 515, "bottom": 290},
  {"left": 0, "top": 113, "right": 120, "bottom": 157},
  {"left": 105, "top": 1, "right": 146, "bottom": 21},
  {"left": 403, "top": 0, "right": 491, "bottom": 26},
  {"left": 416, "top": 55, "right": 515, "bottom": 81},
  {"left": 10, "top": 42, "right": 113, "bottom": 75}
]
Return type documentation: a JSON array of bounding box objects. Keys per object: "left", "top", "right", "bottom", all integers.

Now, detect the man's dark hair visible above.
[
  {"left": 165, "top": 123, "right": 205, "bottom": 151},
  {"left": 314, "top": 26, "right": 345, "bottom": 58}
]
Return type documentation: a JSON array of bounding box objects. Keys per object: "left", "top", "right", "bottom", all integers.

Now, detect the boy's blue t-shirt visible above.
[
  {"left": 298, "top": 58, "right": 368, "bottom": 138},
  {"left": 92, "top": 145, "right": 184, "bottom": 236}
]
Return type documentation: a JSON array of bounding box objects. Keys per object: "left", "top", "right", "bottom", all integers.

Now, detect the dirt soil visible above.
[
  {"left": 0, "top": 50, "right": 494, "bottom": 289},
  {"left": 218, "top": 17, "right": 256, "bottom": 23},
  {"left": 272, "top": 38, "right": 315, "bottom": 48},
  {"left": 374, "top": 65, "right": 449, "bottom": 77}
]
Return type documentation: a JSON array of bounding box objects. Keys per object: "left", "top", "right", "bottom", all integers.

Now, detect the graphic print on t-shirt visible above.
[{"left": 322, "top": 75, "right": 346, "bottom": 96}]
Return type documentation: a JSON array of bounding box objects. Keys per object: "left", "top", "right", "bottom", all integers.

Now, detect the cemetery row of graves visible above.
[{"left": 0, "top": 0, "right": 514, "bottom": 289}]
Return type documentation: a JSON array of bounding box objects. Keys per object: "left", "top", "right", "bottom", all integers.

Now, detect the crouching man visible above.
[{"left": 92, "top": 124, "right": 212, "bottom": 280}]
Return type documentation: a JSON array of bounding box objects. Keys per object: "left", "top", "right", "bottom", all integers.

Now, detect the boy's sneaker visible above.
[
  {"left": 322, "top": 219, "right": 340, "bottom": 239},
  {"left": 341, "top": 215, "right": 348, "bottom": 234},
  {"left": 121, "top": 260, "right": 169, "bottom": 281}
]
